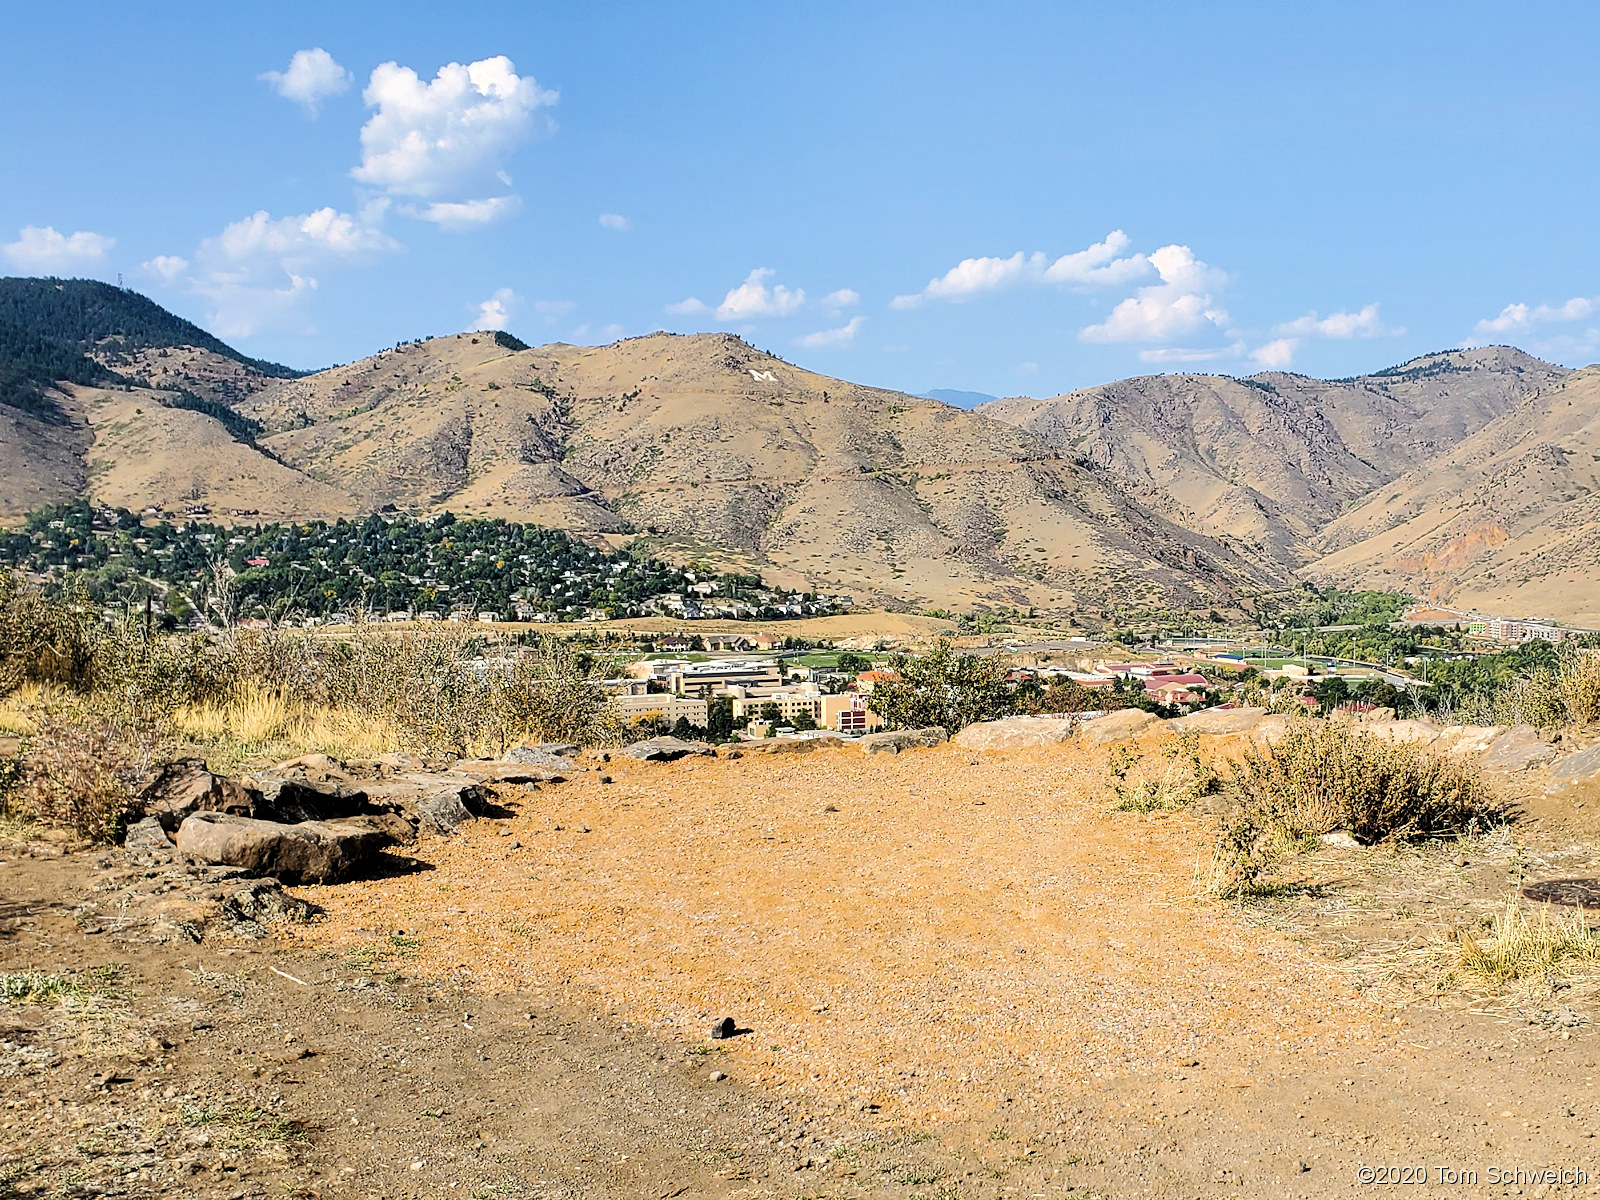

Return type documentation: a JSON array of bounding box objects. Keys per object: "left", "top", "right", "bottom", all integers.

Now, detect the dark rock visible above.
[
  {"left": 174, "top": 812, "right": 387, "bottom": 884},
  {"left": 620, "top": 736, "right": 715, "bottom": 762},
  {"left": 251, "top": 776, "right": 371, "bottom": 823},
  {"left": 408, "top": 785, "right": 491, "bottom": 835},
  {"left": 325, "top": 812, "right": 417, "bottom": 847},
  {"left": 710, "top": 1016, "right": 737, "bottom": 1039},
  {"left": 140, "top": 759, "right": 256, "bottom": 832}
]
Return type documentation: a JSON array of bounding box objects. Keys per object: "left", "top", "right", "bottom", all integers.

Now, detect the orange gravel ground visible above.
[{"left": 288, "top": 741, "right": 1394, "bottom": 1125}]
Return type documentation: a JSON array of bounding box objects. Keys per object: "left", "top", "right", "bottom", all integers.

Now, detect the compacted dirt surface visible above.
[{"left": 6, "top": 738, "right": 1600, "bottom": 1198}]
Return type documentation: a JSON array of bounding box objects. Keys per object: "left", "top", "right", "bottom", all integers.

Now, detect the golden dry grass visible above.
[
  {"left": 1452, "top": 898, "right": 1600, "bottom": 991},
  {"left": 287, "top": 740, "right": 1397, "bottom": 1124},
  {"left": 169, "top": 689, "right": 403, "bottom": 771}
]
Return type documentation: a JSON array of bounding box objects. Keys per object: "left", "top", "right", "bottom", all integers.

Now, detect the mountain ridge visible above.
[{"left": 1, "top": 278, "right": 1593, "bottom": 620}]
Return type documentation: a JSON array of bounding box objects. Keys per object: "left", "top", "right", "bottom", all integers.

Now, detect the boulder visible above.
[
  {"left": 174, "top": 812, "right": 388, "bottom": 884},
  {"left": 1434, "top": 724, "right": 1507, "bottom": 756},
  {"left": 1480, "top": 726, "right": 1557, "bottom": 773},
  {"left": 325, "top": 812, "right": 417, "bottom": 847},
  {"left": 1168, "top": 707, "right": 1267, "bottom": 736},
  {"left": 858, "top": 727, "right": 950, "bottom": 755},
  {"left": 1357, "top": 719, "right": 1441, "bottom": 746},
  {"left": 123, "top": 815, "right": 175, "bottom": 852},
  {"left": 251, "top": 776, "right": 371, "bottom": 823},
  {"left": 619, "top": 736, "right": 715, "bottom": 762},
  {"left": 951, "top": 716, "right": 1076, "bottom": 752},
  {"left": 139, "top": 759, "right": 256, "bottom": 833},
  {"left": 1078, "top": 708, "right": 1160, "bottom": 745},
  {"left": 409, "top": 786, "right": 491, "bottom": 835},
  {"left": 1546, "top": 744, "right": 1600, "bottom": 792}
]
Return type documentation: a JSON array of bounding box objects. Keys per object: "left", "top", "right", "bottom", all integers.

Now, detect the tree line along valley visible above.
[{"left": 0, "top": 502, "right": 850, "bottom": 628}]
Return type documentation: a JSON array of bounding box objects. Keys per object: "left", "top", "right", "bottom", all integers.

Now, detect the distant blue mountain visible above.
[{"left": 921, "top": 388, "right": 997, "bottom": 409}]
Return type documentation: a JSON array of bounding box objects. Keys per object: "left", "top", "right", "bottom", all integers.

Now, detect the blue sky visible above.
[{"left": 4, "top": 2, "right": 1599, "bottom": 397}]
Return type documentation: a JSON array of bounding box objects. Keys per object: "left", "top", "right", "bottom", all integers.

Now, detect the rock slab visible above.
[
  {"left": 175, "top": 812, "right": 387, "bottom": 884},
  {"left": 620, "top": 736, "right": 715, "bottom": 762},
  {"left": 951, "top": 716, "right": 1076, "bottom": 752},
  {"left": 1078, "top": 709, "right": 1160, "bottom": 745},
  {"left": 858, "top": 727, "right": 950, "bottom": 755},
  {"left": 1481, "top": 726, "right": 1557, "bottom": 773},
  {"left": 1168, "top": 707, "right": 1267, "bottom": 736},
  {"left": 1547, "top": 743, "right": 1600, "bottom": 791}
]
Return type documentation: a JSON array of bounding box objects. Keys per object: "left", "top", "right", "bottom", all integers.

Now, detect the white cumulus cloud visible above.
[
  {"left": 716, "top": 268, "right": 804, "bottom": 320},
  {"left": 260, "top": 48, "right": 352, "bottom": 116},
  {"left": 598, "top": 212, "right": 631, "bottom": 231},
  {"left": 1080, "top": 245, "right": 1228, "bottom": 344},
  {"left": 1473, "top": 295, "right": 1599, "bottom": 337},
  {"left": 1248, "top": 339, "right": 1299, "bottom": 369},
  {"left": 1276, "top": 303, "right": 1398, "bottom": 340},
  {"left": 796, "top": 316, "right": 864, "bottom": 349},
  {"left": 3, "top": 225, "right": 115, "bottom": 273},
  {"left": 891, "top": 231, "right": 1148, "bottom": 309},
  {"left": 473, "top": 287, "right": 519, "bottom": 331},
  {"left": 143, "top": 254, "right": 189, "bottom": 283},
  {"left": 416, "top": 196, "right": 522, "bottom": 231},
  {"left": 1139, "top": 342, "right": 1247, "bottom": 365},
  {"left": 352, "top": 55, "right": 556, "bottom": 230},
  {"left": 665, "top": 296, "right": 709, "bottom": 316},
  {"left": 158, "top": 203, "right": 397, "bottom": 338},
  {"left": 821, "top": 288, "right": 860, "bottom": 311}
]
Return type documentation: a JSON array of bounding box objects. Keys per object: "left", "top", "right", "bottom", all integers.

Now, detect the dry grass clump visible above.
[
  {"left": 1445, "top": 898, "right": 1600, "bottom": 992},
  {"left": 1107, "top": 734, "right": 1217, "bottom": 812},
  {"left": 2, "top": 702, "right": 158, "bottom": 843},
  {"left": 1205, "top": 720, "right": 1504, "bottom": 897}
]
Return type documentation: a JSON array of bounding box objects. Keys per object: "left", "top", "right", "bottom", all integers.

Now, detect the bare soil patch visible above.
[{"left": 7, "top": 743, "right": 1600, "bottom": 1198}]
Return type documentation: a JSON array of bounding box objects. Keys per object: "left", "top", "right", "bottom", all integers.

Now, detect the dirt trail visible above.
[{"left": 5, "top": 741, "right": 1600, "bottom": 1198}]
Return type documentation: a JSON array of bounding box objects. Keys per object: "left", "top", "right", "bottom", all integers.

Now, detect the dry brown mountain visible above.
[
  {"left": 5, "top": 329, "right": 1283, "bottom": 614},
  {"left": 1307, "top": 365, "right": 1600, "bottom": 627},
  {"left": 8, "top": 281, "right": 1592, "bottom": 620},
  {"left": 977, "top": 348, "right": 1565, "bottom": 567}
]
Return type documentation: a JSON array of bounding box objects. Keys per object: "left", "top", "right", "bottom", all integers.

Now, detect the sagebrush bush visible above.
[
  {"left": 1206, "top": 720, "right": 1504, "bottom": 897},
  {"left": 1559, "top": 652, "right": 1600, "bottom": 727},
  {"left": 0, "top": 572, "right": 624, "bottom": 761},
  {"left": 7, "top": 703, "right": 157, "bottom": 842}
]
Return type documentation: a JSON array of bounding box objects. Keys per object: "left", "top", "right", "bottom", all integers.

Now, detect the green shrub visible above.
[
  {"left": 1107, "top": 734, "right": 1217, "bottom": 812},
  {"left": 867, "top": 639, "right": 1009, "bottom": 732},
  {"left": 1206, "top": 720, "right": 1503, "bottom": 897}
]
